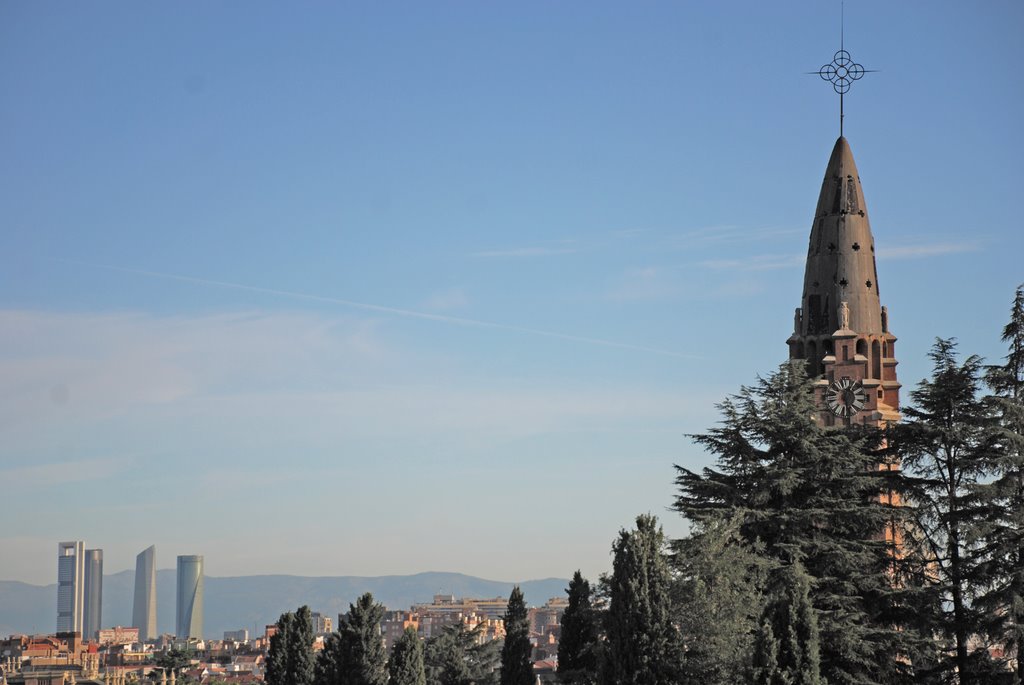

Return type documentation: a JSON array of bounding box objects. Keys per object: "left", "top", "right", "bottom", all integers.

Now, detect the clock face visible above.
[{"left": 825, "top": 378, "right": 867, "bottom": 417}]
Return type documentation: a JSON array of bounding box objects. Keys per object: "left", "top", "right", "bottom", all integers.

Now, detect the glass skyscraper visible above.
[
  {"left": 56, "top": 541, "right": 84, "bottom": 633},
  {"left": 132, "top": 545, "right": 157, "bottom": 642},
  {"left": 176, "top": 554, "right": 204, "bottom": 639},
  {"left": 83, "top": 548, "right": 103, "bottom": 639}
]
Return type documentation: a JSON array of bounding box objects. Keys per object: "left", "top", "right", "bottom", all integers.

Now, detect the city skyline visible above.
[{"left": 2, "top": 1, "right": 1022, "bottom": 585}]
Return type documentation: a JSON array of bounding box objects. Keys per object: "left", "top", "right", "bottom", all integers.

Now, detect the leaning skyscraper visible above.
[
  {"left": 176, "top": 555, "right": 203, "bottom": 639},
  {"left": 132, "top": 545, "right": 157, "bottom": 642}
]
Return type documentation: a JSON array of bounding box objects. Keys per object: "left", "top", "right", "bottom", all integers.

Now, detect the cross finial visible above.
[{"left": 813, "top": 1, "right": 874, "bottom": 136}]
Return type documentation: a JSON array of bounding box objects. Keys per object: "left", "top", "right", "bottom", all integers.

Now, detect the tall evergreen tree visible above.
[
  {"left": 894, "top": 339, "right": 1001, "bottom": 684},
  {"left": 977, "top": 284, "right": 1024, "bottom": 684},
  {"left": 602, "top": 514, "right": 682, "bottom": 685},
  {"left": 673, "top": 515, "right": 767, "bottom": 685},
  {"left": 424, "top": 623, "right": 501, "bottom": 685},
  {"left": 315, "top": 633, "right": 343, "bottom": 685},
  {"left": 290, "top": 605, "right": 316, "bottom": 685},
  {"left": 675, "top": 362, "right": 925, "bottom": 684},
  {"left": 266, "top": 611, "right": 294, "bottom": 685},
  {"left": 268, "top": 606, "right": 315, "bottom": 685},
  {"left": 317, "top": 593, "right": 387, "bottom": 685},
  {"left": 500, "top": 586, "right": 533, "bottom": 685},
  {"left": 558, "top": 571, "right": 600, "bottom": 685},
  {"left": 390, "top": 626, "right": 427, "bottom": 685},
  {"left": 752, "top": 561, "right": 824, "bottom": 685}
]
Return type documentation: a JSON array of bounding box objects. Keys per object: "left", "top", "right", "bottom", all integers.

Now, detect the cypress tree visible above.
[
  {"left": 266, "top": 611, "right": 294, "bottom": 685},
  {"left": 290, "top": 605, "right": 316, "bottom": 685},
  {"left": 752, "top": 561, "right": 824, "bottom": 685},
  {"left": 500, "top": 586, "right": 533, "bottom": 685},
  {"left": 603, "top": 514, "right": 682, "bottom": 685},
  {"left": 317, "top": 593, "right": 388, "bottom": 685},
  {"left": 390, "top": 626, "right": 427, "bottom": 685},
  {"left": 424, "top": 622, "right": 500, "bottom": 685},
  {"left": 315, "top": 632, "right": 342, "bottom": 685},
  {"left": 268, "top": 606, "right": 314, "bottom": 685},
  {"left": 341, "top": 593, "right": 388, "bottom": 685},
  {"left": 674, "top": 516, "right": 767, "bottom": 685},
  {"left": 558, "top": 571, "right": 599, "bottom": 685}
]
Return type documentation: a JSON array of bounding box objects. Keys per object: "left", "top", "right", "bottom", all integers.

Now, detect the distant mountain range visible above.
[{"left": 0, "top": 571, "right": 570, "bottom": 639}]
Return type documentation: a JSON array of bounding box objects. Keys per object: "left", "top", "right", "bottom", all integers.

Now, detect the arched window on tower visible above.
[
  {"left": 871, "top": 340, "right": 881, "bottom": 379},
  {"left": 856, "top": 339, "right": 868, "bottom": 357},
  {"left": 807, "top": 340, "right": 818, "bottom": 376}
]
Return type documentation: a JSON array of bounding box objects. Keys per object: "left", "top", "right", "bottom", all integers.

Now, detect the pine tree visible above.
[
  {"left": 390, "top": 626, "right": 427, "bottom": 685},
  {"left": 500, "top": 586, "right": 533, "bottom": 685},
  {"left": 602, "top": 514, "right": 682, "bottom": 685},
  {"left": 894, "top": 339, "right": 1001, "bottom": 684},
  {"left": 317, "top": 593, "right": 387, "bottom": 685},
  {"left": 751, "top": 561, "right": 824, "bottom": 685},
  {"left": 557, "top": 571, "right": 600, "bottom": 685},
  {"left": 675, "top": 362, "right": 924, "bottom": 684},
  {"left": 977, "top": 284, "right": 1024, "bottom": 684}
]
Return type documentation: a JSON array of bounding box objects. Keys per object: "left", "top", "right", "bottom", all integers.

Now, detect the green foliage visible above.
[
  {"left": 603, "top": 514, "right": 682, "bottom": 685},
  {"left": 752, "top": 561, "right": 824, "bottom": 685},
  {"left": 266, "top": 611, "right": 293, "bottom": 685},
  {"left": 292, "top": 605, "right": 316, "bottom": 685},
  {"left": 976, "top": 284, "right": 1024, "bottom": 684},
  {"left": 500, "top": 586, "right": 533, "bottom": 685},
  {"left": 315, "top": 632, "right": 343, "bottom": 685},
  {"left": 557, "top": 571, "right": 600, "bottom": 685},
  {"left": 424, "top": 622, "right": 501, "bottom": 685},
  {"left": 673, "top": 516, "right": 767, "bottom": 685},
  {"left": 895, "top": 339, "right": 1001, "bottom": 683},
  {"left": 390, "top": 626, "right": 427, "bottom": 685},
  {"left": 267, "top": 606, "right": 315, "bottom": 685},
  {"left": 344, "top": 593, "right": 388, "bottom": 685},
  {"left": 675, "top": 362, "right": 924, "bottom": 684},
  {"left": 154, "top": 647, "right": 193, "bottom": 675}
]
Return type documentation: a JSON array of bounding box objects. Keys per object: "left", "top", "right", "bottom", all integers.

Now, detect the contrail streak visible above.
[{"left": 58, "top": 259, "right": 700, "bottom": 360}]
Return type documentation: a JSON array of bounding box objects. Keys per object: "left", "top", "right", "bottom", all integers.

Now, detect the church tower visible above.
[{"left": 787, "top": 135, "right": 901, "bottom": 429}]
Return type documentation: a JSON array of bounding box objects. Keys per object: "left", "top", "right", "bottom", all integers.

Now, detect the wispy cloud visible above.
[
  {"left": 667, "top": 225, "right": 803, "bottom": 247},
  {"left": 56, "top": 260, "right": 697, "bottom": 359},
  {"left": 876, "top": 242, "right": 979, "bottom": 260},
  {"left": 699, "top": 253, "right": 804, "bottom": 271},
  {"left": 0, "top": 456, "right": 134, "bottom": 488},
  {"left": 422, "top": 288, "right": 469, "bottom": 312},
  {"left": 607, "top": 266, "right": 682, "bottom": 302},
  {"left": 472, "top": 246, "right": 579, "bottom": 258}
]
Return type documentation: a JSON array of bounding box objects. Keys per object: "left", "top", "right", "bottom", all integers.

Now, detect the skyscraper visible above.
[
  {"left": 56, "top": 541, "right": 84, "bottom": 633},
  {"left": 176, "top": 555, "right": 204, "bottom": 639},
  {"left": 83, "top": 548, "right": 103, "bottom": 640},
  {"left": 132, "top": 545, "right": 157, "bottom": 642}
]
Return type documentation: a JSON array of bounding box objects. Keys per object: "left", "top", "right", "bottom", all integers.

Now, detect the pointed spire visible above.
[{"left": 799, "top": 136, "right": 883, "bottom": 337}]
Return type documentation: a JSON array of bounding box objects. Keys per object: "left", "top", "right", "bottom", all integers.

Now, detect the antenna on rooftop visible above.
[{"left": 809, "top": 0, "right": 876, "bottom": 136}]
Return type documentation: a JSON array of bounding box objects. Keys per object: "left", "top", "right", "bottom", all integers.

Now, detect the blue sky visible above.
[{"left": 2, "top": 1, "right": 1022, "bottom": 587}]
